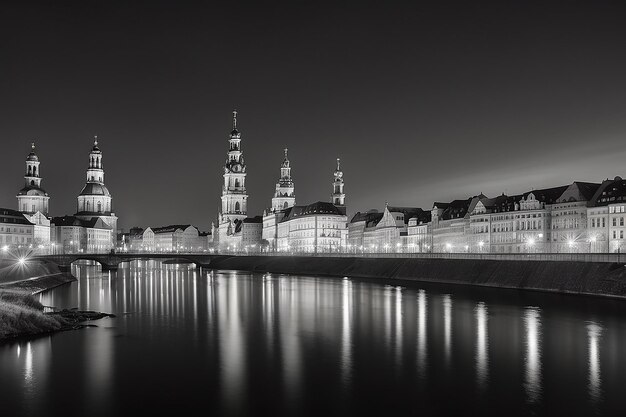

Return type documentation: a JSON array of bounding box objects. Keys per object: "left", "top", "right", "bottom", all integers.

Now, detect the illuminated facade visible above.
[{"left": 215, "top": 111, "right": 262, "bottom": 251}]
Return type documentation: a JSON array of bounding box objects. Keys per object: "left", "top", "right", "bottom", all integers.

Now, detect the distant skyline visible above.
[{"left": 1, "top": 1, "right": 626, "bottom": 230}]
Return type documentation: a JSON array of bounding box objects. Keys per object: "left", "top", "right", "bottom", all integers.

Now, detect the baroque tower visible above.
[
  {"left": 332, "top": 157, "right": 345, "bottom": 206},
  {"left": 271, "top": 148, "right": 295, "bottom": 211},
  {"left": 17, "top": 143, "right": 50, "bottom": 216},
  {"left": 76, "top": 137, "right": 118, "bottom": 247},
  {"left": 220, "top": 110, "right": 248, "bottom": 223}
]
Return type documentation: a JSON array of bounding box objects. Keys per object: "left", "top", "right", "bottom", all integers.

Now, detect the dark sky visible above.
[{"left": 1, "top": 1, "right": 626, "bottom": 231}]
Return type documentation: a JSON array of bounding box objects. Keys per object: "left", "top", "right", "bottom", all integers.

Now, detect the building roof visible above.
[
  {"left": 349, "top": 210, "right": 381, "bottom": 224},
  {"left": 0, "top": 208, "right": 34, "bottom": 225},
  {"left": 150, "top": 225, "right": 193, "bottom": 234},
  {"left": 18, "top": 185, "right": 48, "bottom": 196},
  {"left": 279, "top": 201, "right": 346, "bottom": 222},
  {"left": 51, "top": 215, "right": 111, "bottom": 229},
  {"left": 521, "top": 185, "right": 569, "bottom": 204},
  {"left": 79, "top": 182, "right": 111, "bottom": 197},
  {"left": 387, "top": 206, "right": 428, "bottom": 225},
  {"left": 243, "top": 216, "right": 263, "bottom": 223},
  {"left": 440, "top": 198, "right": 473, "bottom": 220},
  {"left": 589, "top": 177, "right": 626, "bottom": 207}
]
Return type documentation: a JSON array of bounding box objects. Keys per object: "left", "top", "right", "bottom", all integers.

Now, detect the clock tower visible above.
[{"left": 220, "top": 110, "right": 248, "bottom": 223}]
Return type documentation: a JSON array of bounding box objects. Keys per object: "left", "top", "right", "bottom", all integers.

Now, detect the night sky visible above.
[{"left": 1, "top": 1, "right": 625, "bottom": 231}]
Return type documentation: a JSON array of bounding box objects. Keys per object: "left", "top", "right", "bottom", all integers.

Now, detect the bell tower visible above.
[
  {"left": 17, "top": 142, "right": 50, "bottom": 216},
  {"left": 331, "top": 157, "right": 345, "bottom": 206},
  {"left": 271, "top": 148, "right": 296, "bottom": 211},
  {"left": 220, "top": 110, "right": 248, "bottom": 223}
]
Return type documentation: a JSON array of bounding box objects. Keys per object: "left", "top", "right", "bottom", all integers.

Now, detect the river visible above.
[{"left": 1, "top": 260, "right": 626, "bottom": 416}]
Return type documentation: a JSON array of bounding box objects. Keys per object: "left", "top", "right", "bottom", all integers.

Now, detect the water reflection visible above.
[
  {"left": 6, "top": 262, "right": 624, "bottom": 416},
  {"left": 443, "top": 294, "right": 452, "bottom": 366},
  {"left": 588, "top": 322, "right": 603, "bottom": 402},
  {"left": 475, "top": 302, "right": 488, "bottom": 389},
  {"left": 524, "top": 307, "right": 542, "bottom": 403},
  {"left": 220, "top": 272, "right": 247, "bottom": 415},
  {"left": 417, "top": 290, "right": 427, "bottom": 378},
  {"left": 341, "top": 279, "right": 353, "bottom": 383},
  {"left": 395, "top": 286, "right": 403, "bottom": 368}
]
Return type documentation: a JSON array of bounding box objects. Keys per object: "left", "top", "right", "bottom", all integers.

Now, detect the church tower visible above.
[
  {"left": 17, "top": 143, "right": 50, "bottom": 216},
  {"left": 271, "top": 148, "right": 295, "bottom": 211},
  {"left": 331, "top": 157, "right": 345, "bottom": 206},
  {"left": 220, "top": 110, "right": 248, "bottom": 223},
  {"left": 76, "top": 137, "right": 117, "bottom": 247}
]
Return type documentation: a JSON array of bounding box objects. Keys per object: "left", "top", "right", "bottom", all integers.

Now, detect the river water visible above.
[{"left": 1, "top": 260, "right": 626, "bottom": 416}]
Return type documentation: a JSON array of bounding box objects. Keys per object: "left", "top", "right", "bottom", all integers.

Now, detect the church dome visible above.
[
  {"left": 79, "top": 182, "right": 111, "bottom": 196},
  {"left": 18, "top": 186, "right": 48, "bottom": 196}
]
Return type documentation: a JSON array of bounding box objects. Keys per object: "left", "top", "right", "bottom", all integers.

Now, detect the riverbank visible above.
[
  {"left": 0, "top": 260, "right": 110, "bottom": 342},
  {"left": 206, "top": 255, "right": 626, "bottom": 299}
]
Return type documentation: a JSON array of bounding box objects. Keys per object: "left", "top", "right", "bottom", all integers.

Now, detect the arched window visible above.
[
  {"left": 33, "top": 167, "right": 37, "bottom": 176},
  {"left": 284, "top": 201, "right": 288, "bottom": 209},
  {"left": 97, "top": 202, "right": 102, "bottom": 212},
  {"left": 235, "top": 179, "right": 240, "bottom": 187},
  {"left": 27, "top": 166, "right": 32, "bottom": 175},
  {"left": 30, "top": 180, "right": 35, "bottom": 186},
  {"left": 86, "top": 201, "right": 91, "bottom": 211},
  {"left": 235, "top": 202, "right": 241, "bottom": 212},
  {"left": 91, "top": 176, "right": 94, "bottom": 181}
]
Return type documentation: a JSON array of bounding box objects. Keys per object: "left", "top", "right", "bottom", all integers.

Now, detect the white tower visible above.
[
  {"left": 17, "top": 143, "right": 50, "bottom": 216},
  {"left": 332, "top": 157, "right": 345, "bottom": 206},
  {"left": 76, "top": 137, "right": 117, "bottom": 247},
  {"left": 220, "top": 110, "right": 248, "bottom": 223},
  {"left": 271, "top": 148, "right": 295, "bottom": 211}
]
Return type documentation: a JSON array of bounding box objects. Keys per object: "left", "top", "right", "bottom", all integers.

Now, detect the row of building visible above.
[
  {"left": 5, "top": 111, "right": 626, "bottom": 255},
  {"left": 212, "top": 111, "right": 626, "bottom": 254},
  {"left": 2, "top": 141, "right": 214, "bottom": 255}
]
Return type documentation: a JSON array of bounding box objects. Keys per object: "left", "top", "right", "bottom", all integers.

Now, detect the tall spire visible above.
[
  {"left": 94, "top": 135, "right": 98, "bottom": 146},
  {"left": 232, "top": 110, "right": 237, "bottom": 130},
  {"left": 332, "top": 157, "right": 345, "bottom": 206},
  {"left": 31, "top": 142, "right": 35, "bottom": 151}
]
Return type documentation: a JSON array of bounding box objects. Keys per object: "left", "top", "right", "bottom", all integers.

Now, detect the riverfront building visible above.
[
  {"left": 0, "top": 208, "right": 37, "bottom": 250},
  {"left": 267, "top": 159, "right": 348, "bottom": 253},
  {"left": 142, "top": 225, "right": 205, "bottom": 252},
  {"left": 348, "top": 205, "right": 430, "bottom": 253},
  {"left": 349, "top": 178, "right": 626, "bottom": 254}
]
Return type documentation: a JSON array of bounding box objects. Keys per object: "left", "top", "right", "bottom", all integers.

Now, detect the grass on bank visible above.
[{"left": 0, "top": 290, "right": 67, "bottom": 340}]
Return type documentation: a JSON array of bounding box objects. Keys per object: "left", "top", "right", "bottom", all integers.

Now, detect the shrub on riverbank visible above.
[{"left": 0, "top": 291, "right": 67, "bottom": 340}]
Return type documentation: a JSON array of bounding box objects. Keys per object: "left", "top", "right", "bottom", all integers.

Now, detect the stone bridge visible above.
[{"left": 34, "top": 253, "right": 223, "bottom": 272}]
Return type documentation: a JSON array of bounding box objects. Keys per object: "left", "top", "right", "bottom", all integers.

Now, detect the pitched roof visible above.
[
  {"left": 51, "top": 215, "right": 111, "bottom": 229},
  {"left": 588, "top": 177, "right": 626, "bottom": 207},
  {"left": 151, "top": 225, "right": 192, "bottom": 234},
  {"left": 0, "top": 208, "right": 34, "bottom": 226},
  {"left": 349, "top": 210, "right": 382, "bottom": 224},
  {"left": 387, "top": 206, "right": 428, "bottom": 225}
]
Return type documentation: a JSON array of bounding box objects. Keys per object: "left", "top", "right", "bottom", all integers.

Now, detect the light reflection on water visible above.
[
  {"left": 0, "top": 260, "right": 623, "bottom": 416},
  {"left": 524, "top": 307, "right": 542, "bottom": 403}
]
